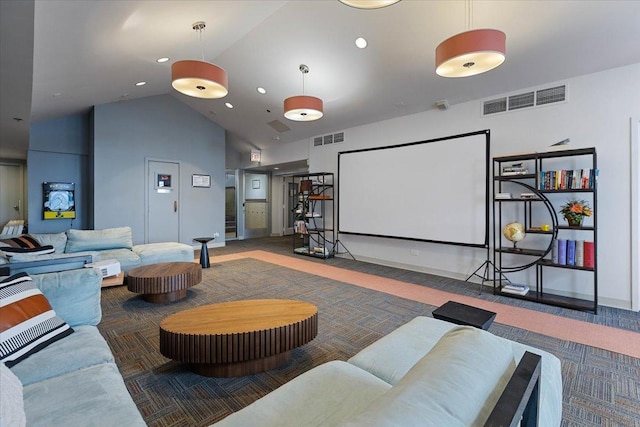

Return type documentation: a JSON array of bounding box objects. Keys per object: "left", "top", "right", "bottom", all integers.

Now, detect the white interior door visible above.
[
  {"left": 147, "top": 160, "right": 180, "bottom": 243},
  {"left": 0, "top": 163, "right": 24, "bottom": 226}
]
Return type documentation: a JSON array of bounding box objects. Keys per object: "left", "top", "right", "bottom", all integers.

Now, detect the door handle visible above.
[{"left": 174, "top": 201, "right": 178, "bottom": 212}]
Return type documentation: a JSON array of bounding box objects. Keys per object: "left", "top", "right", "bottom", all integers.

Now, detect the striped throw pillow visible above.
[
  {"left": 0, "top": 235, "right": 55, "bottom": 257},
  {"left": 0, "top": 273, "right": 73, "bottom": 367}
]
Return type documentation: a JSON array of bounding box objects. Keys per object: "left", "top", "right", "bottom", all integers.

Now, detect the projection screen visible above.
[{"left": 337, "top": 130, "right": 489, "bottom": 247}]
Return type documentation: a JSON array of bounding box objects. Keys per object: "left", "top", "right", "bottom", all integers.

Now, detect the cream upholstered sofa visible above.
[
  {"left": 213, "top": 316, "right": 562, "bottom": 427},
  {"left": 0, "top": 226, "right": 194, "bottom": 275}
]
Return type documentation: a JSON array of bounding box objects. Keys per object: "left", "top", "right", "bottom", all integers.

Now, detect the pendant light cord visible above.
[
  {"left": 466, "top": 0, "right": 473, "bottom": 30},
  {"left": 199, "top": 27, "right": 205, "bottom": 61}
]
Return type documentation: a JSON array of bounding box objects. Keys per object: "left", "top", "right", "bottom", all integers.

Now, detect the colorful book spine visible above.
[
  {"left": 557, "top": 239, "right": 567, "bottom": 265},
  {"left": 575, "top": 240, "right": 584, "bottom": 267},
  {"left": 583, "top": 241, "right": 595, "bottom": 268},
  {"left": 551, "top": 239, "right": 558, "bottom": 264},
  {"left": 567, "top": 240, "right": 576, "bottom": 266}
]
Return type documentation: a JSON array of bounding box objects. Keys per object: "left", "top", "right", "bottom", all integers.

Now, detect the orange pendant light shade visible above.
[
  {"left": 284, "top": 95, "right": 324, "bottom": 121},
  {"left": 435, "top": 29, "right": 506, "bottom": 78},
  {"left": 171, "top": 60, "right": 228, "bottom": 99}
]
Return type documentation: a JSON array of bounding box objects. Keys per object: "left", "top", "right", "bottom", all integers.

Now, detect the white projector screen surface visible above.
[{"left": 338, "top": 131, "right": 489, "bottom": 247}]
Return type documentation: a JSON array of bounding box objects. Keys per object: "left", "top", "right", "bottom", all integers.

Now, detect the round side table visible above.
[{"left": 193, "top": 237, "right": 214, "bottom": 268}]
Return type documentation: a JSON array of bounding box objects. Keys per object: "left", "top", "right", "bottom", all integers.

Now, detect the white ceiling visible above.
[{"left": 2, "top": 0, "right": 640, "bottom": 161}]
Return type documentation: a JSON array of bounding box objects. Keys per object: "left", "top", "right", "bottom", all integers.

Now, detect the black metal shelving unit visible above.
[
  {"left": 493, "top": 147, "right": 598, "bottom": 313},
  {"left": 291, "top": 172, "right": 335, "bottom": 259}
]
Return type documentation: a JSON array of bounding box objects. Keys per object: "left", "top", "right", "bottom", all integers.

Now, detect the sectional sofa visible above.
[
  {"left": 0, "top": 226, "right": 194, "bottom": 275},
  {"left": 1, "top": 268, "right": 146, "bottom": 426},
  {"left": 213, "top": 316, "right": 562, "bottom": 427}
]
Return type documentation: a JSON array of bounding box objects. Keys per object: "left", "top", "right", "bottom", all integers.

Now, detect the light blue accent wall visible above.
[
  {"left": 92, "top": 95, "right": 225, "bottom": 245},
  {"left": 27, "top": 114, "right": 90, "bottom": 233}
]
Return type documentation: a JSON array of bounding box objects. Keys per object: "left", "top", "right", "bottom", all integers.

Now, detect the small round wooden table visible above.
[
  {"left": 159, "top": 299, "right": 318, "bottom": 377},
  {"left": 126, "top": 262, "right": 202, "bottom": 303}
]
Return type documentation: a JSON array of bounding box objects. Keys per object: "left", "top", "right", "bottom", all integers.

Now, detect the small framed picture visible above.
[
  {"left": 252, "top": 179, "right": 260, "bottom": 189},
  {"left": 192, "top": 174, "right": 211, "bottom": 188}
]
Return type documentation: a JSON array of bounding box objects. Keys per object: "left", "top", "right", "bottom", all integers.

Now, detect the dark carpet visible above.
[{"left": 97, "top": 237, "right": 640, "bottom": 427}]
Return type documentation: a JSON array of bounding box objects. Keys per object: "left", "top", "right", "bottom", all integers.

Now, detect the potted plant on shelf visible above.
[{"left": 559, "top": 199, "right": 592, "bottom": 227}]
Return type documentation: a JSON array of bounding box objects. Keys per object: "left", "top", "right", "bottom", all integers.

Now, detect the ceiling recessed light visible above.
[
  {"left": 225, "top": 102, "right": 233, "bottom": 109},
  {"left": 156, "top": 57, "right": 170, "bottom": 63},
  {"left": 135, "top": 81, "right": 146, "bottom": 86},
  {"left": 256, "top": 87, "right": 267, "bottom": 94},
  {"left": 355, "top": 37, "right": 367, "bottom": 49},
  {"left": 53, "top": 92, "right": 61, "bottom": 97},
  {"left": 274, "top": 167, "right": 279, "bottom": 170}
]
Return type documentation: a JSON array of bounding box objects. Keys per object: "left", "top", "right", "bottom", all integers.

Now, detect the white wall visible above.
[{"left": 261, "top": 63, "right": 640, "bottom": 310}]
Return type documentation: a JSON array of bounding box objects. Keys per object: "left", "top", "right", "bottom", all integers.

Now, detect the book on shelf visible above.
[
  {"left": 501, "top": 169, "right": 529, "bottom": 176},
  {"left": 495, "top": 192, "right": 512, "bottom": 199},
  {"left": 566, "top": 240, "right": 576, "bottom": 266},
  {"left": 538, "top": 168, "right": 599, "bottom": 190},
  {"left": 557, "top": 239, "right": 567, "bottom": 265},
  {"left": 501, "top": 283, "right": 530, "bottom": 296},
  {"left": 575, "top": 240, "right": 584, "bottom": 267},
  {"left": 551, "top": 239, "right": 559, "bottom": 264},
  {"left": 583, "top": 241, "right": 595, "bottom": 268}
]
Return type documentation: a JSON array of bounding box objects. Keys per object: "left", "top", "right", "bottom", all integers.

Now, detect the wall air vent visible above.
[
  {"left": 312, "top": 132, "right": 345, "bottom": 147},
  {"left": 508, "top": 92, "right": 534, "bottom": 110},
  {"left": 483, "top": 84, "right": 567, "bottom": 116},
  {"left": 483, "top": 98, "right": 507, "bottom": 115},
  {"left": 536, "top": 85, "right": 566, "bottom": 105}
]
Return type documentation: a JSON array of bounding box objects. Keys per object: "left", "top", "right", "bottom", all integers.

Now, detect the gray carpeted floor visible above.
[{"left": 97, "top": 236, "right": 640, "bottom": 427}]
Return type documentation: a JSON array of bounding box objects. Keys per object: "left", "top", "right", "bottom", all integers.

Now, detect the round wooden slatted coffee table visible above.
[
  {"left": 126, "top": 262, "right": 202, "bottom": 303},
  {"left": 159, "top": 299, "right": 318, "bottom": 377}
]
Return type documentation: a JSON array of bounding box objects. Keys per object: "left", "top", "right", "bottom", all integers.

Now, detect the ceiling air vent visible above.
[
  {"left": 483, "top": 83, "right": 567, "bottom": 116},
  {"left": 508, "top": 92, "right": 534, "bottom": 110},
  {"left": 312, "top": 132, "right": 345, "bottom": 147}
]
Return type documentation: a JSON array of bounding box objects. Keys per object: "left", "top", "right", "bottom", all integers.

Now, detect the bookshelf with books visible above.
[
  {"left": 493, "top": 148, "right": 598, "bottom": 313},
  {"left": 291, "top": 172, "right": 335, "bottom": 259}
]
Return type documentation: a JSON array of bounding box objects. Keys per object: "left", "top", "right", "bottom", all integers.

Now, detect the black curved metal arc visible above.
[{"left": 500, "top": 181, "right": 557, "bottom": 272}]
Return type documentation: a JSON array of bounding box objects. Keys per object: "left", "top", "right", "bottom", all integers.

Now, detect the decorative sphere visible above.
[{"left": 503, "top": 222, "right": 526, "bottom": 243}]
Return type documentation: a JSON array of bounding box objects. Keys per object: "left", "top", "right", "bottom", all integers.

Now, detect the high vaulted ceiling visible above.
[{"left": 2, "top": 0, "right": 640, "bottom": 160}]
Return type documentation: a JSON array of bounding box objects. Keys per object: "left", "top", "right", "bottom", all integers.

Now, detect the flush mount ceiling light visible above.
[
  {"left": 171, "top": 21, "right": 228, "bottom": 99},
  {"left": 284, "top": 64, "right": 323, "bottom": 122},
  {"left": 339, "top": 0, "right": 401, "bottom": 9},
  {"left": 435, "top": 0, "right": 505, "bottom": 78}
]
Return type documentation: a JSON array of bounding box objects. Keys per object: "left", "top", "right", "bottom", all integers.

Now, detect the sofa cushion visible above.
[
  {"left": 0, "top": 235, "right": 55, "bottom": 257},
  {"left": 30, "top": 232, "right": 68, "bottom": 254},
  {"left": 22, "top": 363, "right": 146, "bottom": 427},
  {"left": 0, "top": 273, "right": 73, "bottom": 367},
  {"left": 65, "top": 226, "right": 133, "bottom": 253},
  {"left": 1, "top": 362, "right": 26, "bottom": 427},
  {"left": 213, "top": 361, "right": 392, "bottom": 427},
  {"left": 348, "top": 316, "right": 455, "bottom": 384},
  {"left": 92, "top": 248, "right": 141, "bottom": 271},
  {"left": 31, "top": 268, "right": 102, "bottom": 327},
  {"left": 132, "top": 242, "right": 195, "bottom": 266},
  {"left": 10, "top": 325, "right": 115, "bottom": 386},
  {"left": 342, "top": 326, "right": 516, "bottom": 427}
]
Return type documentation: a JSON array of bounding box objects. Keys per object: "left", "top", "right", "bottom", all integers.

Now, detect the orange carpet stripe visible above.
[{"left": 211, "top": 250, "right": 640, "bottom": 359}]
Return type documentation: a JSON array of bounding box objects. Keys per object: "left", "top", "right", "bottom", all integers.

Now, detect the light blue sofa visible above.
[
  {"left": 8, "top": 268, "right": 145, "bottom": 426},
  {"left": 0, "top": 226, "right": 194, "bottom": 275},
  {"left": 213, "top": 316, "right": 563, "bottom": 427}
]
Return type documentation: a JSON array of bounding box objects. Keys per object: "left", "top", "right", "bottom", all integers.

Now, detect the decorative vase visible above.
[{"left": 565, "top": 216, "right": 583, "bottom": 227}]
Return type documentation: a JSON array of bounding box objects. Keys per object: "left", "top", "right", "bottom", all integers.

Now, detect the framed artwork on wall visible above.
[{"left": 43, "top": 182, "right": 76, "bottom": 219}]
